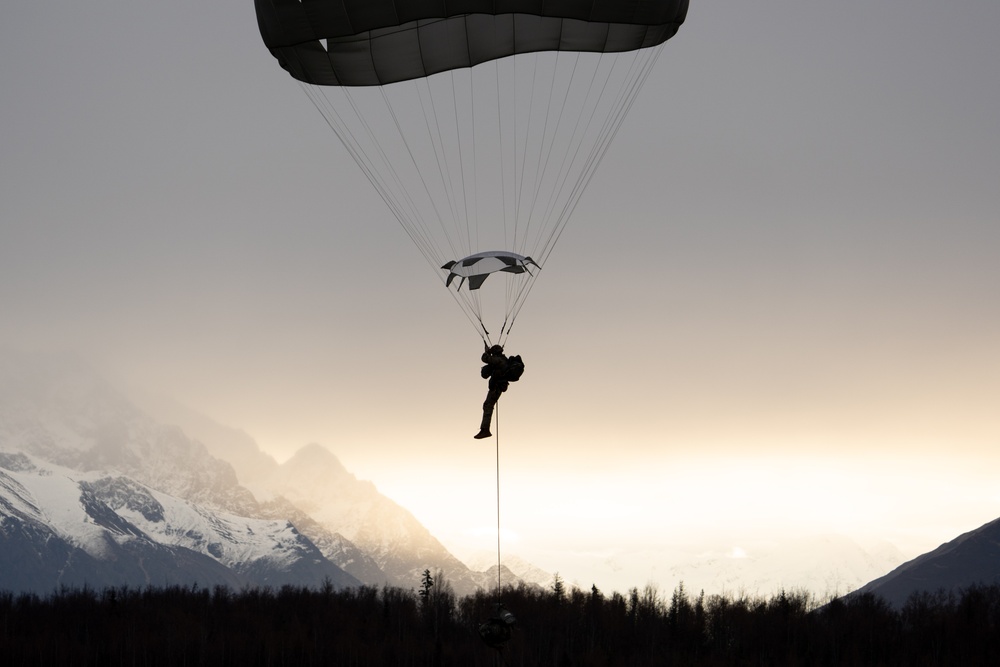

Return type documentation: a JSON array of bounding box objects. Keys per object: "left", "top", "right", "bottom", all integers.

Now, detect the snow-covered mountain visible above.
[
  {"left": 256, "top": 445, "right": 472, "bottom": 587},
  {"left": 850, "top": 516, "right": 1000, "bottom": 608},
  {"left": 0, "top": 452, "right": 355, "bottom": 592},
  {"left": 137, "top": 392, "right": 541, "bottom": 596},
  {"left": 255, "top": 494, "right": 387, "bottom": 585},
  {"left": 0, "top": 352, "right": 357, "bottom": 593},
  {"left": 465, "top": 552, "right": 554, "bottom": 589}
]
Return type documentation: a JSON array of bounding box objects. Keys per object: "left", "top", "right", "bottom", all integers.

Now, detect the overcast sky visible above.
[{"left": 3, "top": 1, "right": 999, "bottom": 594}]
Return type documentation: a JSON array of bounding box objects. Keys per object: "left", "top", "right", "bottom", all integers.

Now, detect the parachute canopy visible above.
[
  {"left": 256, "top": 0, "right": 687, "bottom": 344},
  {"left": 443, "top": 251, "right": 538, "bottom": 291},
  {"left": 256, "top": 0, "right": 689, "bottom": 86}
]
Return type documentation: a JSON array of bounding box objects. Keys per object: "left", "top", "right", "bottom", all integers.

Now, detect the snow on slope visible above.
[
  {"left": 465, "top": 552, "right": 554, "bottom": 588},
  {"left": 2, "top": 453, "right": 309, "bottom": 571},
  {"left": 2, "top": 455, "right": 111, "bottom": 558}
]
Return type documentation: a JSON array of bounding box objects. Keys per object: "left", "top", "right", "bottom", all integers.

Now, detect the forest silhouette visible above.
[{"left": 2, "top": 573, "right": 999, "bottom": 666}]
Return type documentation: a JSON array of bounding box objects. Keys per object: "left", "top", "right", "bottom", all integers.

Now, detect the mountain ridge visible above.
[{"left": 850, "top": 516, "right": 1000, "bottom": 607}]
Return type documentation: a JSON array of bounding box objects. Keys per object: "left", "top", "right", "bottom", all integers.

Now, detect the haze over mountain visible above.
[
  {"left": 0, "top": 351, "right": 522, "bottom": 595},
  {"left": 0, "top": 352, "right": 356, "bottom": 592},
  {"left": 661, "top": 535, "right": 904, "bottom": 599}
]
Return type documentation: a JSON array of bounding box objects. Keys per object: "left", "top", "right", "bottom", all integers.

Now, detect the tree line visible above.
[{"left": 1, "top": 573, "right": 999, "bottom": 666}]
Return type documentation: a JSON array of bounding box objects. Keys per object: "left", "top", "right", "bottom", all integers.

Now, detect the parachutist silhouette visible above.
[{"left": 475, "top": 345, "right": 524, "bottom": 439}]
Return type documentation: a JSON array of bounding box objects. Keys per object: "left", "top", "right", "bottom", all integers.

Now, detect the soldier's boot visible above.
[{"left": 474, "top": 407, "right": 493, "bottom": 439}]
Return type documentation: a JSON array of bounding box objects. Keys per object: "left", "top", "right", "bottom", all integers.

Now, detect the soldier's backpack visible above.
[{"left": 506, "top": 355, "right": 524, "bottom": 382}]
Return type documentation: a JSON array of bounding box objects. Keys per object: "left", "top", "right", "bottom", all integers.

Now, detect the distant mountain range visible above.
[
  {"left": 0, "top": 351, "right": 542, "bottom": 596},
  {"left": 662, "top": 535, "right": 905, "bottom": 600}
]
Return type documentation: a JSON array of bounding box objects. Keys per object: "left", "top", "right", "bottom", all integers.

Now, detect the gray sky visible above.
[{"left": 3, "top": 1, "right": 999, "bottom": 593}]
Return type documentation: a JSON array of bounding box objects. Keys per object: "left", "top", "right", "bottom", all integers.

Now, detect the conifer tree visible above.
[
  {"left": 552, "top": 573, "right": 566, "bottom": 602},
  {"left": 419, "top": 569, "right": 434, "bottom": 604}
]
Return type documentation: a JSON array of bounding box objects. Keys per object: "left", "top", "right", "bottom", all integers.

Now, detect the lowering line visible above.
[
  {"left": 478, "top": 400, "right": 516, "bottom": 662},
  {"left": 494, "top": 401, "right": 502, "bottom": 598}
]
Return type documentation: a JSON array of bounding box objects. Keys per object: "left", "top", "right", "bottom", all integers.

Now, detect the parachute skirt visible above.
[{"left": 256, "top": 1, "right": 689, "bottom": 87}]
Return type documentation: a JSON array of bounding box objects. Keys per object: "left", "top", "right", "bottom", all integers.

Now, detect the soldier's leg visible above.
[{"left": 475, "top": 390, "right": 501, "bottom": 439}]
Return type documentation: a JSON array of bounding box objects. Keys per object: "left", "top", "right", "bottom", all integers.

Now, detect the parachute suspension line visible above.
[
  {"left": 378, "top": 85, "right": 463, "bottom": 265},
  {"left": 300, "top": 84, "right": 495, "bottom": 340},
  {"left": 445, "top": 276, "right": 491, "bottom": 343},
  {"left": 448, "top": 68, "right": 496, "bottom": 337},
  {"left": 451, "top": 69, "right": 473, "bottom": 258},
  {"left": 534, "top": 45, "right": 664, "bottom": 268},
  {"left": 496, "top": 52, "right": 573, "bottom": 336},
  {"left": 497, "top": 313, "right": 512, "bottom": 347},
  {"left": 517, "top": 55, "right": 652, "bottom": 318},
  {"left": 517, "top": 52, "right": 564, "bottom": 259},
  {"left": 501, "top": 51, "right": 581, "bottom": 335},
  {"left": 337, "top": 86, "right": 435, "bottom": 260},
  {"left": 541, "top": 45, "right": 665, "bottom": 264},
  {"left": 514, "top": 57, "right": 539, "bottom": 254},
  {"left": 299, "top": 84, "right": 418, "bottom": 254},
  {"left": 534, "top": 53, "right": 614, "bottom": 258},
  {"left": 293, "top": 71, "right": 502, "bottom": 340},
  {"left": 417, "top": 67, "right": 487, "bottom": 336},
  {"left": 489, "top": 55, "right": 582, "bottom": 337},
  {"left": 453, "top": 70, "right": 486, "bottom": 339},
  {"left": 505, "top": 53, "right": 597, "bottom": 338},
  {"left": 510, "top": 51, "right": 520, "bottom": 260},
  {"left": 415, "top": 76, "right": 466, "bottom": 257},
  {"left": 495, "top": 59, "right": 510, "bottom": 261},
  {"left": 414, "top": 76, "right": 496, "bottom": 329},
  {"left": 318, "top": 82, "right": 487, "bottom": 339},
  {"left": 321, "top": 78, "right": 492, "bottom": 341},
  {"left": 506, "top": 52, "right": 534, "bottom": 331},
  {"left": 302, "top": 82, "right": 447, "bottom": 281},
  {"left": 521, "top": 51, "right": 588, "bottom": 254},
  {"left": 498, "top": 268, "right": 536, "bottom": 344},
  {"left": 488, "top": 57, "right": 524, "bottom": 335},
  {"left": 335, "top": 80, "right": 492, "bottom": 342},
  {"left": 470, "top": 64, "right": 480, "bottom": 255},
  {"left": 502, "top": 47, "right": 664, "bottom": 338},
  {"left": 494, "top": 51, "right": 578, "bottom": 340},
  {"left": 284, "top": 46, "right": 439, "bottom": 272}
]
